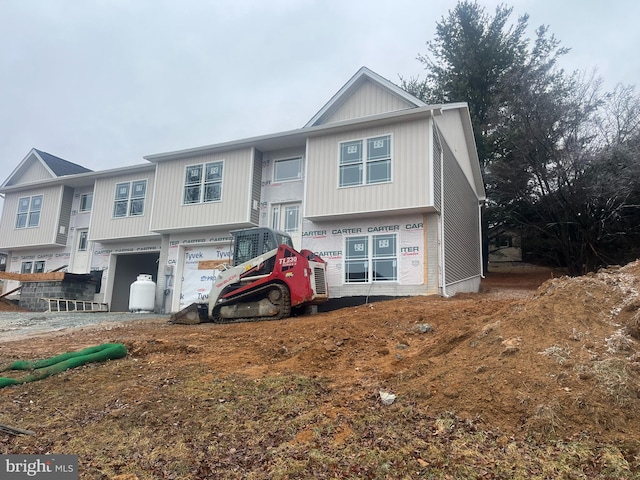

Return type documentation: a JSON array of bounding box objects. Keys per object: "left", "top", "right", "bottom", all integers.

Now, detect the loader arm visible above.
[{"left": 207, "top": 248, "right": 278, "bottom": 318}]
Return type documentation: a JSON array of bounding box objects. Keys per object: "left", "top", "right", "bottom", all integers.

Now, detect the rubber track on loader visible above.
[{"left": 212, "top": 283, "right": 291, "bottom": 324}]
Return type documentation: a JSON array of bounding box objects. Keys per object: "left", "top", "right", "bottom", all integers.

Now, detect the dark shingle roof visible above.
[{"left": 34, "top": 149, "right": 93, "bottom": 176}]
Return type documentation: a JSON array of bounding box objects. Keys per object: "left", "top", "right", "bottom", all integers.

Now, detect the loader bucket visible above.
[{"left": 169, "top": 303, "right": 209, "bottom": 324}]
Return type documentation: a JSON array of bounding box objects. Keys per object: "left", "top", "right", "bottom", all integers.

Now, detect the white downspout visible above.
[{"left": 479, "top": 201, "right": 485, "bottom": 278}]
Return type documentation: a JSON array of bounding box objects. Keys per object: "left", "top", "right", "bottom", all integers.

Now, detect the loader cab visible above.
[{"left": 231, "top": 227, "right": 294, "bottom": 266}]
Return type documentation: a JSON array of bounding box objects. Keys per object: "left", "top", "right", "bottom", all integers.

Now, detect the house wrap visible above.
[{"left": 0, "top": 67, "right": 485, "bottom": 312}]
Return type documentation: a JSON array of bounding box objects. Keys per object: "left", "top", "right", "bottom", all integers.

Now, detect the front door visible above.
[
  {"left": 70, "top": 228, "right": 91, "bottom": 273},
  {"left": 271, "top": 202, "right": 302, "bottom": 250}
]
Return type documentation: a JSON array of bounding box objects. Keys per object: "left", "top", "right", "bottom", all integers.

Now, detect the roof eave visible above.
[
  {"left": 0, "top": 162, "right": 156, "bottom": 194},
  {"left": 144, "top": 106, "right": 439, "bottom": 162}
]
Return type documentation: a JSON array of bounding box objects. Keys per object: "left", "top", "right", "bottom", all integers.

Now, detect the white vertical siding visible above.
[
  {"left": 9, "top": 160, "right": 53, "bottom": 185},
  {"left": 0, "top": 185, "right": 63, "bottom": 248},
  {"left": 90, "top": 169, "right": 158, "bottom": 241},
  {"left": 323, "top": 80, "right": 414, "bottom": 124},
  {"left": 305, "top": 118, "right": 431, "bottom": 218},
  {"left": 150, "top": 148, "right": 255, "bottom": 232}
]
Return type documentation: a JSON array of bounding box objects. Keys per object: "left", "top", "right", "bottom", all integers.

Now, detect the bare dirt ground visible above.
[{"left": 2, "top": 264, "right": 640, "bottom": 478}]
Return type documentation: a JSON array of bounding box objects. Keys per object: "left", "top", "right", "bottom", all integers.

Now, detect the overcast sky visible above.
[{"left": 1, "top": 0, "right": 638, "bottom": 180}]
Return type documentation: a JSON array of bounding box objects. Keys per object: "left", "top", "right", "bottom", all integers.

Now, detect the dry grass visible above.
[{"left": 2, "top": 361, "right": 639, "bottom": 479}]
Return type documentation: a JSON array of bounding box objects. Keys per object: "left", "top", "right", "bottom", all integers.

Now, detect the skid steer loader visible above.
[{"left": 170, "top": 227, "right": 328, "bottom": 324}]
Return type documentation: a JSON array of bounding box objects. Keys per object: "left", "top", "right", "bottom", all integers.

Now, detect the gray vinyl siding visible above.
[
  {"left": 150, "top": 148, "right": 255, "bottom": 232},
  {"left": 90, "top": 169, "right": 158, "bottom": 242},
  {"left": 441, "top": 138, "right": 481, "bottom": 287},
  {"left": 425, "top": 212, "right": 440, "bottom": 294},
  {"left": 305, "top": 118, "right": 431, "bottom": 219},
  {"left": 434, "top": 109, "right": 481, "bottom": 197},
  {"left": 322, "top": 79, "right": 414, "bottom": 124},
  {"left": 0, "top": 184, "right": 64, "bottom": 249},
  {"left": 250, "top": 150, "right": 262, "bottom": 225},
  {"left": 432, "top": 123, "right": 442, "bottom": 211},
  {"left": 56, "top": 186, "right": 73, "bottom": 245}
]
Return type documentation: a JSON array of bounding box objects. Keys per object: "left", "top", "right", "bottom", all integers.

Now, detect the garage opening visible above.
[{"left": 111, "top": 253, "right": 159, "bottom": 312}]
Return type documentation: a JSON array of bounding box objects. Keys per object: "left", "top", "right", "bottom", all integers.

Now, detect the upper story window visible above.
[
  {"left": 184, "top": 161, "right": 223, "bottom": 204},
  {"left": 113, "top": 180, "right": 147, "bottom": 218},
  {"left": 339, "top": 135, "right": 391, "bottom": 187},
  {"left": 79, "top": 193, "right": 93, "bottom": 212},
  {"left": 16, "top": 195, "right": 43, "bottom": 228},
  {"left": 273, "top": 157, "right": 302, "bottom": 182}
]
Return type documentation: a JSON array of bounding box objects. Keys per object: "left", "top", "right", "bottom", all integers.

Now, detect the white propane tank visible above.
[{"left": 129, "top": 274, "right": 156, "bottom": 312}]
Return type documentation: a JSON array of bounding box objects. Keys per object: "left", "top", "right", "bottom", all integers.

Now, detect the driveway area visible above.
[{"left": 0, "top": 311, "right": 167, "bottom": 342}]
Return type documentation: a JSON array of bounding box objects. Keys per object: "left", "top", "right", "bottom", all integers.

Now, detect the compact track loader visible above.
[{"left": 170, "top": 227, "right": 328, "bottom": 324}]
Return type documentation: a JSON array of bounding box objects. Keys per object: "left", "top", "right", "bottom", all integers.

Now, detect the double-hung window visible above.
[
  {"left": 113, "top": 180, "right": 147, "bottom": 217},
  {"left": 339, "top": 135, "right": 391, "bottom": 187},
  {"left": 184, "top": 161, "right": 223, "bottom": 204},
  {"left": 345, "top": 234, "right": 398, "bottom": 283},
  {"left": 79, "top": 193, "right": 93, "bottom": 212},
  {"left": 16, "top": 195, "right": 43, "bottom": 228}
]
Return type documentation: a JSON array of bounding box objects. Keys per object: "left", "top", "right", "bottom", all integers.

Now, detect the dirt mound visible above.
[
  {"left": 0, "top": 298, "right": 24, "bottom": 312},
  {"left": 2, "top": 263, "right": 640, "bottom": 443}
]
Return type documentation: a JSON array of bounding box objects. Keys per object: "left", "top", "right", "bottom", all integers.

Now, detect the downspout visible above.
[{"left": 479, "top": 200, "right": 485, "bottom": 278}]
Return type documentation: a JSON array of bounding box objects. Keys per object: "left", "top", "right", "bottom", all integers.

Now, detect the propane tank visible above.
[{"left": 129, "top": 274, "right": 156, "bottom": 312}]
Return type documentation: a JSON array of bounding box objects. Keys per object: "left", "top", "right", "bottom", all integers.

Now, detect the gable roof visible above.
[
  {"left": 34, "top": 149, "right": 92, "bottom": 176},
  {"left": 1, "top": 149, "right": 92, "bottom": 188},
  {"left": 305, "top": 66, "right": 427, "bottom": 128}
]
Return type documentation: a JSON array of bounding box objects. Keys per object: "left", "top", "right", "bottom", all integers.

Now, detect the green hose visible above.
[{"left": 0, "top": 343, "right": 127, "bottom": 388}]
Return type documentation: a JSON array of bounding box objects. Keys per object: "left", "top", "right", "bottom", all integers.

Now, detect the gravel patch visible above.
[{"left": 0, "top": 311, "right": 169, "bottom": 342}]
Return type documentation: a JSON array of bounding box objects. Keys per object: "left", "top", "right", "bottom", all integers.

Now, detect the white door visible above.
[
  {"left": 271, "top": 202, "right": 302, "bottom": 249},
  {"left": 70, "top": 228, "right": 91, "bottom": 273}
]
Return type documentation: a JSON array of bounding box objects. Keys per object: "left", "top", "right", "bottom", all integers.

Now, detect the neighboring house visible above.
[
  {"left": 488, "top": 231, "right": 523, "bottom": 264},
  {"left": 0, "top": 67, "right": 485, "bottom": 312}
]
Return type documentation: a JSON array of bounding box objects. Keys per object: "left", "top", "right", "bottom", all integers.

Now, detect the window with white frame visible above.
[
  {"left": 113, "top": 180, "right": 147, "bottom": 217},
  {"left": 271, "top": 203, "right": 301, "bottom": 234},
  {"left": 274, "top": 157, "right": 302, "bottom": 182},
  {"left": 79, "top": 193, "right": 93, "bottom": 212},
  {"left": 344, "top": 234, "right": 397, "bottom": 283},
  {"left": 16, "top": 195, "right": 43, "bottom": 228},
  {"left": 339, "top": 135, "right": 391, "bottom": 187},
  {"left": 21, "top": 260, "right": 45, "bottom": 274},
  {"left": 184, "top": 161, "right": 223, "bottom": 204}
]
